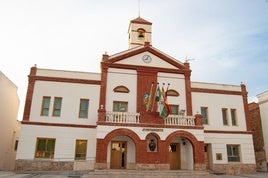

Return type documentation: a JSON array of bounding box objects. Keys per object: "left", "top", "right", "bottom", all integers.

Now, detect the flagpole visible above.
[
  {"left": 151, "top": 82, "right": 159, "bottom": 112},
  {"left": 166, "top": 83, "right": 170, "bottom": 98},
  {"left": 146, "top": 82, "right": 154, "bottom": 111}
]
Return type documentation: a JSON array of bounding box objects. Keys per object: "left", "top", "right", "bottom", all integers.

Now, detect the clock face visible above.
[{"left": 142, "top": 55, "right": 152, "bottom": 63}]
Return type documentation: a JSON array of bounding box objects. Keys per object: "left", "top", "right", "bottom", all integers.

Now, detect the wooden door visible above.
[
  {"left": 169, "top": 143, "right": 180, "bottom": 170},
  {"left": 110, "top": 141, "right": 127, "bottom": 169},
  {"left": 204, "top": 144, "right": 210, "bottom": 169}
]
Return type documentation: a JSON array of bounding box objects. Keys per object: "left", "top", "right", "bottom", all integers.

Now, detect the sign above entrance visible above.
[{"left": 142, "top": 128, "right": 163, "bottom": 132}]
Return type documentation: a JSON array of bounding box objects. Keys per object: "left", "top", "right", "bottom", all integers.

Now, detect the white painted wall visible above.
[
  {"left": 37, "top": 69, "right": 100, "bottom": 80},
  {"left": 97, "top": 125, "right": 204, "bottom": 142},
  {"left": 257, "top": 91, "right": 268, "bottom": 162},
  {"left": 30, "top": 81, "right": 100, "bottom": 125},
  {"left": 192, "top": 92, "right": 247, "bottom": 131},
  {"left": 0, "top": 71, "right": 20, "bottom": 170},
  {"left": 16, "top": 125, "right": 96, "bottom": 161},
  {"left": 116, "top": 52, "right": 177, "bottom": 69},
  {"left": 205, "top": 133, "right": 255, "bottom": 164},
  {"left": 106, "top": 68, "right": 137, "bottom": 112}
]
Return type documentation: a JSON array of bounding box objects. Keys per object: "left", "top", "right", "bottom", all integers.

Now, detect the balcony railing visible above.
[
  {"left": 105, "top": 111, "right": 140, "bottom": 123},
  {"left": 104, "top": 111, "right": 197, "bottom": 126},
  {"left": 165, "top": 115, "right": 196, "bottom": 126}
]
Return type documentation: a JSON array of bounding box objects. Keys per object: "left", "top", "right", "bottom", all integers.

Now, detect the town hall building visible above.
[{"left": 15, "top": 17, "right": 256, "bottom": 174}]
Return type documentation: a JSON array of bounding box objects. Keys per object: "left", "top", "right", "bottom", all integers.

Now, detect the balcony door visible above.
[{"left": 110, "top": 141, "right": 127, "bottom": 169}]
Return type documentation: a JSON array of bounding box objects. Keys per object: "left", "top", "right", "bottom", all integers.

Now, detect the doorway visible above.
[
  {"left": 110, "top": 141, "right": 127, "bottom": 169},
  {"left": 169, "top": 143, "right": 180, "bottom": 169}
]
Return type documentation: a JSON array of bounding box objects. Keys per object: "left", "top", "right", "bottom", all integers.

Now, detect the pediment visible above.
[{"left": 103, "top": 46, "right": 187, "bottom": 71}]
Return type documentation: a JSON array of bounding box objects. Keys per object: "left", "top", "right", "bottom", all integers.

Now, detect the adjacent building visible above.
[
  {"left": 16, "top": 17, "right": 256, "bottom": 174},
  {"left": 0, "top": 71, "right": 20, "bottom": 170},
  {"left": 249, "top": 91, "right": 268, "bottom": 172}
]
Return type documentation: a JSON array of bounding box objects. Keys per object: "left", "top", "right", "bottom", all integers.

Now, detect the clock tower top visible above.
[{"left": 128, "top": 17, "right": 152, "bottom": 49}]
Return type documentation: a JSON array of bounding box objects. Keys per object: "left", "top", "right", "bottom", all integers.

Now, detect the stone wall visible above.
[
  {"left": 212, "top": 164, "right": 256, "bottom": 175},
  {"left": 15, "top": 160, "right": 73, "bottom": 172}
]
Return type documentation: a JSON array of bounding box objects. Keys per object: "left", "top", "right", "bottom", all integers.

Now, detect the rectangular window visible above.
[
  {"left": 231, "top": 109, "right": 237, "bottom": 126},
  {"left": 41, "top": 96, "right": 51, "bottom": 116},
  {"left": 35, "top": 138, "right": 55, "bottom": 159},
  {"left": 113, "top": 101, "right": 128, "bottom": 112},
  {"left": 227, "top": 144, "right": 240, "bottom": 162},
  {"left": 169, "top": 105, "right": 179, "bottom": 115},
  {"left": 75, "top": 140, "right": 87, "bottom": 160},
  {"left": 222, "top": 108, "right": 228, "bottom": 125},
  {"left": 201, "top": 107, "right": 208, "bottom": 124},
  {"left": 53, "top": 97, "right": 62, "bottom": 117},
  {"left": 79, "top": 99, "right": 89, "bottom": 118},
  {"left": 14, "top": 140, "right": 19, "bottom": 151}
]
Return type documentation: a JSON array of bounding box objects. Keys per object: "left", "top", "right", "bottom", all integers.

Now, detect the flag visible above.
[
  {"left": 155, "top": 86, "right": 162, "bottom": 102},
  {"left": 146, "top": 83, "right": 154, "bottom": 111},
  {"left": 159, "top": 85, "right": 171, "bottom": 118}
]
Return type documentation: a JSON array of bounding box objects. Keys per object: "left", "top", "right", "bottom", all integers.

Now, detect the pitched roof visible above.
[{"left": 130, "top": 16, "right": 152, "bottom": 25}]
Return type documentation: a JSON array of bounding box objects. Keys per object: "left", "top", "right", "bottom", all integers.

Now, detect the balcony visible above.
[
  {"left": 105, "top": 111, "right": 140, "bottom": 123},
  {"left": 104, "top": 111, "right": 200, "bottom": 126},
  {"left": 165, "top": 115, "right": 196, "bottom": 126}
]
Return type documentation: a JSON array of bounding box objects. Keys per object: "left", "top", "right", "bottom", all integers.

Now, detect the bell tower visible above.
[{"left": 128, "top": 17, "right": 152, "bottom": 49}]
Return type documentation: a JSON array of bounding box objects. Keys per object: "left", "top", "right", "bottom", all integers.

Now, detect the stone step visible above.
[{"left": 81, "top": 170, "right": 218, "bottom": 178}]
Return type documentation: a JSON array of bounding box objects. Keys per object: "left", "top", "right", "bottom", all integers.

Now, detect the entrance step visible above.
[{"left": 81, "top": 170, "right": 218, "bottom": 178}]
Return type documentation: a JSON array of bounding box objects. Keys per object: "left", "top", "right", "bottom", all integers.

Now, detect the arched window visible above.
[
  {"left": 113, "top": 85, "right": 130, "bottom": 93},
  {"left": 166, "top": 89, "right": 180, "bottom": 97},
  {"left": 137, "top": 28, "right": 145, "bottom": 40}
]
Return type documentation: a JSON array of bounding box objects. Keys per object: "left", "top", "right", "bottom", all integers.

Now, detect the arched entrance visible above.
[
  {"left": 166, "top": 130, "right": 205, "bottom": 170},
  {"left": 95, "top": 128, "right": 140, "bottom": 170}
]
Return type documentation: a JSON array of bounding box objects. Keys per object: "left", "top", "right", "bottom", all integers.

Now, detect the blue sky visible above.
[{"left": 0, "top": 0, "right": 267, "bottom": 120}]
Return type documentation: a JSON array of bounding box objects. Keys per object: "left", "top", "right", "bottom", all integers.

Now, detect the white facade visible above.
[
  {"left": 0, "top": 71, "right": 20, "bottom": 170},
  {"left": 15, "top": 17, "right": 256, "bottom": 174}
]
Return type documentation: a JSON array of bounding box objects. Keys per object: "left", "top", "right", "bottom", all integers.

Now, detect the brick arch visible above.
[
  {"left": 95, "top": 128, "right": 141, "bottom": 166},
  {"left": 166, "top": 130, "right": 199, "bottom": 145},
  {"left": 103, "top": 128, "right": 141, "bottom": 144},
  {"left": 145, "top": 132, "right": 160, "bottom": 140},
  {"left": 165, "top": 130, "right": 205, "bottom": 170}
]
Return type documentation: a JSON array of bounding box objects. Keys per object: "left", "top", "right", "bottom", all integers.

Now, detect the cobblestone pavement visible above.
[{"left": 0, "top": 171, "right": 268, "bottom": 178}]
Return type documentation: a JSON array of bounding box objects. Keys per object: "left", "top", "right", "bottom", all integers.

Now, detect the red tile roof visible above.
[{"left": 130, "top": 17, "right": 152, "bottom": 25}]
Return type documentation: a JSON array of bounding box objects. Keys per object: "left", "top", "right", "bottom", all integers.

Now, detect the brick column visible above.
[
  {"left": 241, "top": 83, "right": 251, "bottom": 131},
  {"left": 98, "top": 63, "right": 108, "bottom": 122},
  {"left": 184, "top": 62, "right": 192, "bottom": 116},
  {"left": 22, "top": 66, "right": 37, "bottom": 121},
  {"left": 195, "top": 114, "right": 203, "bottom": 126}
]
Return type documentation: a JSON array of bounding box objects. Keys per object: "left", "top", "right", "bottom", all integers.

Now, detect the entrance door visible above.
[
  {"left": 110, "top": 141, "right": 127, "bottom": 169},
  {"left": 169, "top": 143, "right": 180, "bottom": 170},
  {"left": 204, "top": 144, "right": 210, "bottom": 169}
]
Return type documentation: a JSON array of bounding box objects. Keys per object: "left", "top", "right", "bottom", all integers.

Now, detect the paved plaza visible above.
[{"left": 0, "top": 171, "right": 268, "bottom": 178}]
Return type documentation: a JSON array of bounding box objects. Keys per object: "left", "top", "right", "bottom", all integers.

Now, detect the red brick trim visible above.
[
  {"left": 21, "top": 121, "right": 96, "bottom": 128},
  {"left": 98, "top": 65, "right": 108, "bottom": 121},
  {"left": 23, "top": 66, "right": 37, "bottom": 121},
  {"left": 191, "top": 88, "right": 243, "bottom": 95},
  {"left": 184, "top": 66, "right": 192, "bottom": 115},
  {"left": 241, "top": 84, "right": 251, "bottom": 131},
  {"left": 204, "top": 130, "right": 252, "bottom": 134},
  {"left": 106, "top": 46, "right": 186, "bottom": 70},
  {"left": 31, "top": 76, "right": 101, "bottom": 85}
]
